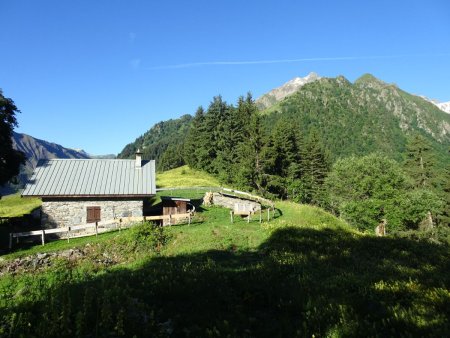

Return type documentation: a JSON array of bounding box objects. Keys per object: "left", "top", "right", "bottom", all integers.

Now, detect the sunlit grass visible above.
[
  {"left": 1, "top": 189, "right": 449, "bottom": 336},
  {"left": 0, "top": 193, "right": 41, "bottom": 217},
  {"left": 156, "top": 165, "right": 221, "bottom": 188}
]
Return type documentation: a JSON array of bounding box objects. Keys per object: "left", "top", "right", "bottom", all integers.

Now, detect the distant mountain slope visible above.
[
  {"left": 418, "top": 96, "right": 450, "bottom": 115},
  {"left": 436, "top": 101, "right": 450, "bottom": 114},
  {"left": 256, "top": 72, "right": 320, "bottom": 110},
  {"left": 11, "top": 132, "right": 90, "bottom": 178},
  {"left": 262, "top": 74, "right": 450, "bottom": 164},
  {"left": 118, "top": 73, "right": 450, "bottom": 173},
  {"left": 118, "top": 114, "right": 193, "bottom": 168}
]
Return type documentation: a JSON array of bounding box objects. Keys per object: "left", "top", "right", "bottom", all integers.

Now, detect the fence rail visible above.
[
  {"left": 156, "top": 186, "right": 275, "bottom": 208},
  {"left": 9, "top": 213, "right": 192, "bottom": 249}
]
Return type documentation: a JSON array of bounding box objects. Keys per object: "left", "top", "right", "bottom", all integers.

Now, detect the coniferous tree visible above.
[
  {"left": 298, "top": 128, "right": 330, "bottom": 205},
  {"left": 404, "top": 134, "right": 436, "bottom": 189},
  {"left": 184, "top": 106, "right": 206, "bottom": 169},
  {"left": 215, "top": 104, "right": 243, "bottom": 183},
  {"left": 262, "top": 119, "right": 301, "bottom": 198},
  {"left": 439, "top": 164, "right": 450, "bottom": 226},
  {"left": 403, "top": 134, "right": 445, "bottom": 227},
  {"left": 234, "top": 94, "right": 265, "bottom": 191},
  {"left": 159, "top": 143, "right": 185, "bottom": 171},
  {"left": 204, "top": 96, "right": 230, "bottom": 174}
]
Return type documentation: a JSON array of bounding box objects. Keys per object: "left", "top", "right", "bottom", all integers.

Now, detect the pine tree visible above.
[
  {"left": 404, "top": 134, "right": 436, "bottom": 189},
  {"left": 261, "top": 119, "right": 301, "bottom": 198},
  {"left": 436, "top": 147, "right": 450, "bottom": 226},
  {"left": 234, "top": 95, "right": 265, "bottom": 191},
  {"left": 184, "top": 106, "right": 206, "bottom": 169},
  {"left": 204, "top": 96, "right": 231, "bottom": 174},
  {"left": 159, "top": 143, "right": 185, "bottom": 171},
  {"left": 299, "top": 128, "right": 330, "bottom": 205}
]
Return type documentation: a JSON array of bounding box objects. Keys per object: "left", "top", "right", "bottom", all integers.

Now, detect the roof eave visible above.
[{"left": 22, "top": 194, "right": 155, "bottom": 199}]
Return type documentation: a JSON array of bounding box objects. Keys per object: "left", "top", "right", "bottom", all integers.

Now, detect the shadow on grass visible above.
[{"left": 1, "top": 226, "right": 449, "bottom": 337}]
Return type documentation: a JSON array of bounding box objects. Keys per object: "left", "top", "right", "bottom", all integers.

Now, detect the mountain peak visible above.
[
  {"left": 256, "top": 72, "right": 321, "bottom": 109},
  {"left": 354, "top": 73, "right": 393, "bottom": 91},
  {"left": 355, "top": 73, "right": 384, "bottom": 84}
]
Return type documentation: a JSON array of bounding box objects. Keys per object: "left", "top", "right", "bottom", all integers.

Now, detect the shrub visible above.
[{"left": 126, "top": 222, "right": 170, "bottom": 253}]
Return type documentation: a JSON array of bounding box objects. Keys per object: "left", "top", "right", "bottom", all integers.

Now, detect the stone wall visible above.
[
  {"left": 41, "top": 199, "right": 143, "bottom": 228},
  {"left": 212, "top": 193, "right": 261, "bottom": 212}
]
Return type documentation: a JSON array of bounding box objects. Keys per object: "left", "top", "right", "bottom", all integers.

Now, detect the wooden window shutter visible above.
[{"left": 87, "top": 206, "right": 101, "bottom": 223}]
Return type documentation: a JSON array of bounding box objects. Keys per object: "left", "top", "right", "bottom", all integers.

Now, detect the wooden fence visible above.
[{"left": 9, "top": 213, "right": 192, "bottom": 249}]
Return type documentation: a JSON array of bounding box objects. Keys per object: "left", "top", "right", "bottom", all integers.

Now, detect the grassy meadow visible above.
[
  {"left": 0, "top": 194, "right": 41, "bottom": 218},
  {"left": 156, "top": 165, "right": 221, "bottom": 188},
  {"left": 0, "top": 167, "right": 449, "bottom": 336}
]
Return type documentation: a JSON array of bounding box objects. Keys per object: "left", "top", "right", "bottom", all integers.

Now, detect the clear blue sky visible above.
[{"left": 1, "top": 0, "right": 449, "bottom": 155}]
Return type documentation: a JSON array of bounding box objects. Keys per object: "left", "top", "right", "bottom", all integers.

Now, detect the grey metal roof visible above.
[{"left": 22, "top": 159, "right": 156, "bottom": 197}]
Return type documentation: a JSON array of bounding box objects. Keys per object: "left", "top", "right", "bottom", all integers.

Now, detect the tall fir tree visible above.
[
  {"left": 404, "top": 134, "right": 436, "bottom": 189},
  {"left": 204, "top": 96, "right": 231, "bottom": 174},
  {"left": 436, "top": 147, "right": 450, "bottom": 226},
  {"left": 261, "top": 118, "right": 301, "bottom": 198},
  {"left": 298, "top": 128, "right": 330, "bottom": 205},
  {"left": 234, "top": 94, "right": 265, "bottom": 192},
  {"left": 184, "top": 106, "right": 207, "bottom": 169}
]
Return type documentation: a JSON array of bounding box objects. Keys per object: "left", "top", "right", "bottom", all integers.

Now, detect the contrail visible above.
[{"left": 148, "top": 53, "right": 450, "bottom": 70}]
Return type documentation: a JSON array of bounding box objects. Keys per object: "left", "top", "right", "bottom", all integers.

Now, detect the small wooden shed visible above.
[
  {"left": 161, "top": 196, "right": 190, "bottom": 216},
  {"left": 160, "top": 196, "right": 192, "bottom": 226}
]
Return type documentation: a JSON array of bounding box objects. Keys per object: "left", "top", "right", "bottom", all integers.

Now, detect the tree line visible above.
[
  {"left": 181, "top": 93, "right": 449, "bottom": 233},
  {"left": 183, "top": 94, "right": 330, "bottom": 206}
]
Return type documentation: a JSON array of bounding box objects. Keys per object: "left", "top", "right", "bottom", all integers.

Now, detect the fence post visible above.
[
  {"left": 230, "top": 211, "right": 234, "bottom": 223},
  {"left": 67, "top": 227, "right": 71, "bottom": 242},
  {"left": 188, "top": 213, "right": 191, "bottom": 225},
  {"left": 267, "top": 208, "right": 270, "bottom": 222},
  {"left": 119, "top": 218, "right": 122, "bottom": 232},
  {"left": 41, "top": 230, "right": 45, "bottom": 246},
  {"left": 247, "top": 213, "right": 250, "bottom": 223},
  {"left": 95, "top": 222, "right": 98, "bottom": 237},
  {"left": 9, "top": 233, "right": 13, "bottom": 250},
  {"left": 168, "top": 214, "right": 172, "bottom": 226},
  {"left": 259, "top": 209, "right": 262, "bottom": 223}
]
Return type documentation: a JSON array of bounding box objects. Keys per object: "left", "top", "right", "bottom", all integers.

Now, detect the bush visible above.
[
  {"left": 325, "top": 153, "right": 408, "bottom": 231},
  {"left": 127, "top": 222, "right": 170, "bottom": 253}
]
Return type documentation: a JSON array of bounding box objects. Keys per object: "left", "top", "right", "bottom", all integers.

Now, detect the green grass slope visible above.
[
  {"left": 0, "top": 193, "right": 41, "bottom": 218},
  {"left": 156, "top": 165, "right": 221, "bottom": 188},
  {"left": 1, "top": 195, "right": 449, "bottom": 336}
]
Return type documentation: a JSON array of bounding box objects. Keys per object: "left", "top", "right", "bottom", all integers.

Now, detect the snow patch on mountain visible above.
[
  {"left": 256, "top": 72, "right": 321, "bottom": 109},
  {"left": 436, "top": 101, "right": 450, "bottom": 114}
]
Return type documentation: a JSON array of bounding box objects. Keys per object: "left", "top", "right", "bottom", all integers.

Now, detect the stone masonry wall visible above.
[
  {"left": 212, "top": 193, "right": 261, "bottom": 212},
  {"left": 42, "top": 199, "right": 143, "bottom": 228}
]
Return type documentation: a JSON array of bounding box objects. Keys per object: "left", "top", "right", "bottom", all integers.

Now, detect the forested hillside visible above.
[
  {"left": 118, "top": 114, "right": 192, "bottom": 171},
  {"left": 263, "top": 74, "right": 450, "bottom": 164},
  {"left": 118, "top": 74, "right": 450, "bottom": 229}
]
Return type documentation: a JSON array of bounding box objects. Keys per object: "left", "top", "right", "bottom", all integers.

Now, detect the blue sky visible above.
[{"left": 1, "top": 0, "right": 449, "bottom": 155}]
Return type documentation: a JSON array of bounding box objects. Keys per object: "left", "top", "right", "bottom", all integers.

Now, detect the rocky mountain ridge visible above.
[
  {"left": 12, "top": 132, "right": 90, "bottom": 173},
  {"left": 261, "top": 73, "right": 450, "bottom": 164},
  {"left": 255, "top": 72, "right": 321, "bottom": 109}
]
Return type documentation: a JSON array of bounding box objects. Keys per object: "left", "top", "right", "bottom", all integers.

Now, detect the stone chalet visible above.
[{"left": 21, "top": 151, "right": 156, "bottom": 228}]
